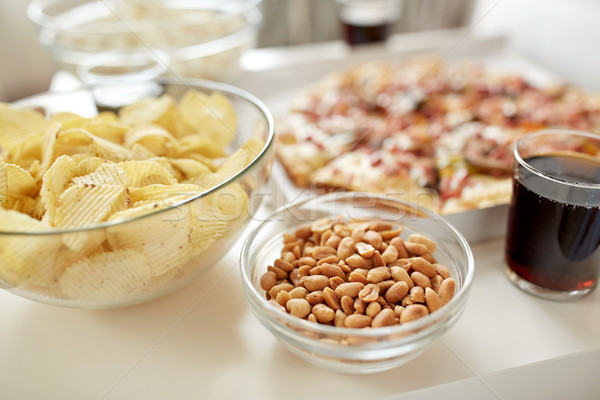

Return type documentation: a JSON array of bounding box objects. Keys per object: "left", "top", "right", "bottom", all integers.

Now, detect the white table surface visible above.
[{"left": 2, "top": 30, "right": 600, "bottom": 399}]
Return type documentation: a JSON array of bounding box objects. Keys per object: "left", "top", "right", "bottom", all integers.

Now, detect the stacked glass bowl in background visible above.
[{"left": 27, "top": 0, "right": 263, "bottom": 83}]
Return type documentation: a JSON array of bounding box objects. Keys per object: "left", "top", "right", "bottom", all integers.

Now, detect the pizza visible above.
[{"left": 275, "top": 58, "right": 600, "bottom": 214}]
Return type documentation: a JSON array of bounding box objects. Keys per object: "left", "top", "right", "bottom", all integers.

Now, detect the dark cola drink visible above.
[
  {"left": 505, "top": 153, "right": 600, "bottom": 295},
  {"left": 338, "top": 0, "right": 401, "bottom": 46},
  {"left": 342, "top": 21, "right": 393, "bottom": 45}
]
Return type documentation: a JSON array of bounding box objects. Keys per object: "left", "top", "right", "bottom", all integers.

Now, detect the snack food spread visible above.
[{"left": 275, "top": 59, "right": 600, "bottom": 214}]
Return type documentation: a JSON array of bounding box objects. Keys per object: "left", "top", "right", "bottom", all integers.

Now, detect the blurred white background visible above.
[{"left": 1, "top": 0, "right": 599, "bottom": 101}]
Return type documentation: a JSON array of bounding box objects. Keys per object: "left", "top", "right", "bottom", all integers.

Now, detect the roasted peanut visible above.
[
  {"left": 320, "top": 263, "right": 345, "bottom": 279},
  {"left": 312, "top": 246, "right": 337, "bottom": 260},
  {"left": 268, "top": 299, "right": 286, "bottom": 313},
  {"left": 385, "top": 281, "right": 409, "bottom": 304},
  {"left": 286, "top": 298, "right": 311, "bottom": 318},
  {"left": 408, "top": 257, "right": 437, "bottom": 278},
  {"left": 367, "top": 266, "right": 391, "bottom": 283},
  {"left": 408, "top": 233, "right": 437, "bottom": 253},
  {"left": 404, "top": 241, "right": 428, "bottom": 256},
  {"left": 308, "top": 266, "right": 322, "bottom": 276},
  {"left": 324, "top": 233, "right": 342, "bottom": 249},
  {"left": 380, "top": 228, "right": 402, "bottom": 240},
  {"left": 351, "top": 227, "right": 366, "bottom": 243},
  {"left": 337, "top": 236, "right": 355, "bottom": 260},
  {"left": 400, "top": 304, "right": 429, "bottom": 323},
  {"left": 312, "top": 304, "right": 335, "bottom": 323},
  {"left": 298, "top": 256, "right": 316, "bottom": 267},
  {"left": 366, "top": 301, "right": 382, "bottom": 318},
  {"left": 409, "top": 286, "right": 425, "bottom": 303},
  {"left": 344, "top": 314, "right": 372, "bottom": 329},
  {"left": 306, "top": 290, "right": 325, "bottom": 305},
  {"left": 411, "top": 271, "right": 432, "bottom": 289},
  {"left": 376, "top": 279, "right": 395, "bottom": 294},
  {"left": 282, "top": 251, "right": 296, "bottom": 263},
  {"left": 334, "top": 310, "right": 347, "bottom": 327},
  {"left": 425, "top": 287, "right": 443, "bottom": 312},
  {"left": 389, "top": 237, "right": 409, "bottom": 258},
  {"left": 358, "top": 283, "right": 380, "bottom": 302},
  {"left": 289, "top": 268, "right": 300, "bottom": 286},
  {"left": 268, "top": 265, "right": 288, "bottom": 280},
  {"left": 283, "top": 233, "right": 296, "bottom": 243},
  {"left": 434, "top": 263, "right": 451, "bottom": 279},
  {"left": 260, "top": 270, "right": 277, "bottom": 292},
  {"left": 311, "top": 218, "right": 332, "bottom": 234},
  {"left": 372, "top": 308, "right": 396, "bottom": 327},
  {"left": 322, "top": 287, "right": 341, "bottom": 310},
  {"left": 274, "top": 258, "right": 294, "bottom": 273},
  {"left": 345, "top": 254, "right": 372, "bottom": 269},
  {"left": 340, "top": 295, "right": 355, "bottom": 315},
  {"left": 304, "top": 275, "right": 330, "bottom": 292},
  {"left": 368, "top": 221, "right": 393, "bottom": 231},
  {"left": 276, "top": 290, "right": 292, "bottom": 307},
  {"left": 438, "top": 278, "right": 456, "bottom": 304},
  {"left": 381, "top": 245, "right": 399, "bottom": 264},
  {"left": 295, "top": 224, "right": 312, "bottom": 239},
  {"left": 354, "top": 298, "right": 367, "bottom": 314},
  {"left": 393, "top": 305, "right": 405, "bottom": 319},
  {"left": 320, "top": 229, "right": 333, "bottom": 247},
  {"left": 329, "top": 276, "right": 345, "bottom": 290},
  {"left": 289, "top": 286, "right": 309, "bottom": 299},
  {"left": 363, "top": 230, "right": 383, "bottom": 250},
  {"left": 317, "top": 255, "right": 340, "bottom": 266},
  {"left": 348, "top": 271, "right": 369, "bottom": 285},
  {"left": 335, "top": 282, "right": 365, "bottom": 298},
  {"left": 355, "top": 242, "right": 375, "bottom": 257},
  {"left": 269, "top": 282, "right": 294, "bottom": 299},
  {"left": 431, "top": 275, "right": 443, "bottom": 293},
  {"left": 390, "top": 266, "right": 414, "bottom": 289},
  {"left": 371, "top": 251, "right": 385, "bottom": 267}
]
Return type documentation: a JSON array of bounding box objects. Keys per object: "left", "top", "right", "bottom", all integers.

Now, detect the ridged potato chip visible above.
[
  {"left": 129, "top": 183, "right": 201, "bottom": 204},
  {"left": 72, "top": 163, "right": 129, "bottom": 187},
  {"left": 0, "top": 103, "right": 48, "bottom": 152},
  {"left": 119, "top": 94, "right": 177, "bottom": 133},
  {"left": 6, "top": 163, "right": 37, "bottom": 197},
  {"left": 0, "top": 156, "right": 7, "bottom": 205},
  {"left": 58, "top": 249, "right": 153, "bottom": 301},
  {"left": 0, "top": 209, "right": 61, "bottom": 287},
  {"left": 118, "top": 160, "right": 178, "bottom": 187},
  {"left": 177, "top": 91, "right": 236, "bottom": 147},
  {"left": 107, "top": 204, "right": 193, "bottom": 277},
  {"left": 124, "top": 124, "right": 177, "bottom": 156}
]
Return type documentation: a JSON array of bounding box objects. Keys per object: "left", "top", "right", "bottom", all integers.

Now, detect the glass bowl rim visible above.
[
  {"left": 2, "top": 76, "right": 275, "bottom": 236},
  {"left": 239, "top": 192, "right": 475, "bottom": 338},
  {"left": 514, "top": 128, "right": 600, "bottom": 190},
  {"left": 27, "top": 0, "right": 264, "bottom": 33}
]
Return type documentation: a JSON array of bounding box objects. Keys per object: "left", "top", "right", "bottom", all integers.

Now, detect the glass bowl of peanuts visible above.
[
  {"left": 240, "top": 192, "right": 474, "bottom": 373},
  {"left": 0, "top": 78, "right": 274, "bottom": 308}
]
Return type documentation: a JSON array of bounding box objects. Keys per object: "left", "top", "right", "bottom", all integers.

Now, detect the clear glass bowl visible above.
[
  {"left": 1, "top": 78, "right": 274, "bottom": 308},
  {"left": 27, "top": 0, "right": 263, "bottom": 83},
  {"left": 240, "top": 192, "right": 474, "bottom": 374}
]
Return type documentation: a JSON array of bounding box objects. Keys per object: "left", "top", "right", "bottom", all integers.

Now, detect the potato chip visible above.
[
  {"left": 4, "top": 132, "right": 43, "bottom": 171},
  {"left": 124, "top": 124, "right": 177, "bottom": 156},
  {"left": 129, "top": 183, "right": 200, "bottom": 204},
  {"left": 0, "top": 209, "right": 61, "bottom": 287},
  {"left": 50, "top": 112, "right": 88, "bottom": 130},
  {"left": 6, "top": 163, "right": 38, "bottom": 197},
  {"left": 176, "top": 134, "right": 227, "bottom": 158},
  {"left": 118, "top": 160, "right": 178, "bottom": 187},
  {"left": 176, "top": 91, "right": 236, "bottom": 147},
  {"left": 73, "top": 155, "right": 105, "bottom": 176},
  {"left": 128, "top": 143, "right": 157, "bottom": 160},
  {"left": 0, "top": 157, "right": 6, "bottom": 205},
  {"left": 58, "top": 249, "right": 153, "bottom": 301},
  {"left": 72, "top": 163, "right": 129, "bottom": 187},
  {"left": 107, "top": 204, "right": 193, "bottom": 276},
  {"left": 54, "top": 184, "right": 128, "bottom": 229},
  {"left": 0, "top": 103, "right": 48, "bottom": 152},
  {"left": 242, "top": 137, "right": 266, "bottom": 164},
  {"left": 216, "top": 148, "right": 249, "bottom": 182},
  {"left": 119, "top": 94, "right": 177, "bottom": 133},
  {"left": 40, "top": 155, "right": 76, "bottom": 224},
  {"left": 81, "top": 118, "right": 128, "bottom": 143},
  {"left": 169, "top": 157, "right": 212, "bottom": 180}
]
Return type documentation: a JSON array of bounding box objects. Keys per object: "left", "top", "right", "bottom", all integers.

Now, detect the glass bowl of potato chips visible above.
[
  {"left": 0, "top": 78, "right": 274, "bottom": 308},
  {"left": 28, "top": 0, "right": 263, "bottom": 83}
]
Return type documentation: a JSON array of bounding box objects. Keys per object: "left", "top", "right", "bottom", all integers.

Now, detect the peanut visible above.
[
  {"left": 400, "top": 304, "right": 429, "bottom": 323},
  {"left": 311, "top": 218, "right": 332, "bottom": 234},
  {"left": 363, "top": 230, "right": 383, "bottom": 250},
  {"left": 304, "top": 275, "right": 330, "bottom": 292},
  {"left": 411, "top": 271, "right": 432, "bottom": 289},
  {"left": 409, "top": 286, "right": 425, "bottom": 303},
  {"left": 367, "top": 266, "right": 391, "bottom": 283},
  {"left": 340, "top": 295, "right": 355, "bottom": 315},
  {"left": 286, "top": 298, "right": 311, "bottom": 319},
  {"left": 404, "top": 241, "right": 428, "bottom": 256},
  {"left": 322, "top": 287, "right": 341, "bottom": 310},
  {"left": 368, "top": 221, "right": 393, "bottom": 231},
  {"left": 344, "top": 314, "right": 372, "bottom": 329},
  {"left": 408, "top": 257, "right": 437, "bottom": 278},
  {"left": 276, "top": 290, "right": 292, "bottom": 307},
  {"left": 358, "top": 283, "right": 380, "bottom": 302},
  {"left": 371, "top": 251, "right": 385, "bottom": 267},
  {"left": 329, "top": 276, "right": 345, "bottom": 290},
  {"left": 260, "top": 271, "right": 277, "bottom": 292},
  {"left": 320, "top": 263, "right": 345, "bottom": 279},
  {"left": 354, "top": 298, "right": 367, "bottom": 314},
  {"left": 366, "top": 301, "right": 382, "bottom": 318},
  {"left": 434, "top": 263, "right": 451, "bottom": 279},
  {"left": 385, "top": 281, "right": 409, "bottom": 304},
  {"left": 390, "top": 266, "right": 414, "bottom": 289},
  {"left": 381, "top": 245, "right": 399, "bottom": 264},
  {"left": 289, "top": 287, "right": 309, "bottom": 299},
  {"left": 334, "top": 310, "right": 347, "bottom": 327},
  {"left": 335, "top": 282, "right": 365, "bottom": 298},
  {"left": 425, "top": 287, "right": 443, "bottom": 312},
  {"left": 348, "top": 271, "right": 369, "bottom": 285},
  {"left": 431, "top": 275, "right": 444, "bottom": 293},
  {"left": 438, "top": 278, "right": 456, "bottom": 304},
  {"left": 306, "top": 290, "right": 325, "bottom": 305},
  {"left": 408, "top": 233, "right": 437, "bottom": 253},
  {"left": 372, "top": 308, "right": 396, "bottom": 327},
  {"left": 312, "top": 304, "right": 335, "bottom": 323},
  {"left": 389, "top": 237, "right": 409, "bottom": 258},
  {"left": 337, "top": 237, "right": 355, "bottom": 260},
  {"left": 355, "top": 242, "right": 375, "bottom": 257},
  {"left": 295, "top": 224, "right": 312, "bottom": 239},
  {"left": 268, "top": 265, "right": 287, "bottom": 280},
  {"left": 268, "top": 282, "right": 294, "bottom": 299},
  {"left": 312, "top": 246, "right": 337, "bottom": 260},
  {"left": 345, "top": 254, "right": 372, "bottom": 269},
  {"left": 297, "top": 257, "right": 316, "bottom": 267}
]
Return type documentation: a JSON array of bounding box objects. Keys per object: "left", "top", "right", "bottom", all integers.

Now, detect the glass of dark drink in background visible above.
[
  {"left": 337, "top": 0, "right": 403, "bottom": 46},
  {"left": 505, "top": 130, "right": 600, "bottom": 300}
]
